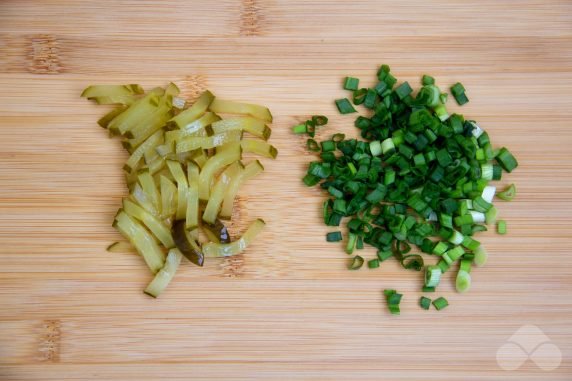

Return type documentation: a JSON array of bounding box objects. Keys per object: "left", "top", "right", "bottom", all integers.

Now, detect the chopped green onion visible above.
[
  {"left": 450, "top": 82, "right": 469, "bottom": 105},
  {"left": 432, "top": 241, "right": 449, "bottom": 255},
  {"left": 292, "top": 124, "right": 307, "bottom": 134},
  {"left": 434, "top": 103, "right": 449, "bottom": 121},
  {"left": 368, "top": 258, "right": 380, "bottom": 269},
  {"left": 449, "top": 230, "right": 464, "bottom": 245},
  {"left": 496, "top": 148, "right": 518, "bottom": 173},
  {"left": 422, "top": 286, "right": 436, "bottom": 293},
  {"left": 481, "top": 163, "right": 494, "bottom": 181},
  {"left": 395, "top": 82, "right": 413, "bottom": 100},
  {"left": 432, "top": 296, "right": 449, "bottom": 310},
  {"left": 348, "top": 255, "right": 364, "bottom": 270},
  {"left": 456, "top": 269, "right": 471, "bottom": 293},
  {"left": 377, "top": 250, "right": 393, "bottom": 262},
  {"left": 497, "top": 220, "right": 507, "bottom": 234},
  {"left": 422, "top": 75, "right": 435, "bottom": 86},
  {"left": 344, "top": 77, "right": 360, "bottom": 91},
  {"left": 425, "top": 265, "right": 442, "bottom": 287},
  {"left": 481, "top": 186, "right": 496, "bottom": 203},
  {"left": 306, "top": 139, "right": 320, "bottom": 152},
  {"left": 332, "top": 133, "right": 345, "bottom": 142},
  {"left": 364, "top": 88, "right": 378, "bottom": 109},
  {"left": 346, "top": 232, "right": 358, "bottom": 254},
  {"left": 335, "top": 98, "right": 357, "bottom": 114},
  {"left": 384, "top": 289, "right": 402, "bottom": 315},
  {"left": 353, "top": 89, "right": 367, "bottom": 105},
  {"left": 437, "top": 259, "right": 450, "bottom": 273},
  {"left": 473, "top": 246, "right": 488, "bottom": 267},
  {"left": 326, "top": 231, "right": 343, "bottom": 242},
  {"left": 420, "top": 296, "right": 432, "bottom": 310},
  {"left": 470, "top": 211, "right": 486, "bottom": 224},
  {"left": 381, "top": 138, "right": 395, "bottom": 154},
  {"left": 485, "top": 206, "right": 498, "bottom": 225},
  {"left": 312, "top": 115, "right": 329, "bottom": 126},
  {"left": 369, "top": 141, "right": 382, "bottom": 157},
  {"left": 460, "top": 258, "right": 472, "bottom": 273},
  {"left": 321, "top": 140, "right": 336, "bottom": 152},
  {"left": 497, "top": 184, "right": 516, "bottom": 201},
  {"left": 298, "top": 66, "right": 519, "bottom": 315}
]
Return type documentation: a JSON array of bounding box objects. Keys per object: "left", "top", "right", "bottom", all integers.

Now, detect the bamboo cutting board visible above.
[{"left": 0, "top": 1, "right": 571, "bottom": 380}]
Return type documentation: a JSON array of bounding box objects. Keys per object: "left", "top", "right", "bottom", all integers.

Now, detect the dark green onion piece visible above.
[
  {"left": 451, "top": 82, "right": 469, "bottom": 105},
  {"left": 432, "top": 296, "right": 449, "bottom": 310},
  {"left": 367, "top": 258, "right": 380, "bottom": 269},
  {"left": 384, "top": 289, "right": 402, "bottom": 315},
  {"left": 422, "top": 75, "right": 435, "bottom": 86},
  {"left": 306, "top": 138, "right": 320, "bottom": 152},
  {"left": 395, "top": 82, "right": 413, "bottom": 100},
  {"left": 422, "top": 286, "right": 435, "bottom": 293},
  {"left": 332, "top": 133, "right": 345, "bottom": 143},
  {"left": 320, "top": 140, "right": 336, "bottom": 152},
  {"left": 326, "top": 231, "right": 343, "bottom": 242},
  {"left": 353, "top": 89, "right": 367, "bottom": 105},
  {"left": 420, "top": 296, "right": 431, "bottom": 310},
  {"left": 344, "top": 77, "right": 360, "bottom": 91},
  {"left": 305, "top": 120, "right": 316, "bottom": 137},
  {"left": 335, "top": 98, "right": 357, "bottom": 114},
  {"left": 496, "top": 148, "right": 518, "bottom": 172},
  {"left": 377, "top": 250, "right": 393, "bottom": 262},
  {"left": 364, "top": 88, "right": 378, "bottom": 109},
  {"left": 348, "top": 255, "right": 364, "bottom": 270},
  {"left": 312, "top": 115, "right": 329, "bottom": 126}
]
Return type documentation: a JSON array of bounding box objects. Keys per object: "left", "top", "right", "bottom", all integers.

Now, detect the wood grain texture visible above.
[{"left": 0, "top": 1, "right": 571, "bottom": 380}]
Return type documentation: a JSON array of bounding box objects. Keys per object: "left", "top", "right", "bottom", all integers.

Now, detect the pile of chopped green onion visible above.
[{"left": 295, "top": 65, "right": 518, "bottom": 314}]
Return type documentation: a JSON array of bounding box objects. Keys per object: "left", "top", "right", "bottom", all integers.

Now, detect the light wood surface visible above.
[{"left": 1, "top": 1, "right": 571, "bottom": 380}]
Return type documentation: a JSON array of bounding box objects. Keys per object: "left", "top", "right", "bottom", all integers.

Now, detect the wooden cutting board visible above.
[{"left": 1, "top": 1, "right": 571, "bottom": 380}]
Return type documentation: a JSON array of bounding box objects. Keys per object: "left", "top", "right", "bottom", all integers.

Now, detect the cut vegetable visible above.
[
  {"left": 212, "top": 117, "right": 271, "bottom": 140},
  {"left": 473, "top": 246, "right": 488, "bottom": 267},
  {"left": 497, "top": 220, "right": 507, "bottom": 234},
  {"left": 202, "top": 219, "right": 231, "bottom": 244},
  {"left": 123, "top": 199, "right": 174, "bottom": 248},
  {"left": 113, "top": 211, "right": 165, "bottom": 273},
  {"left": 168, "top": 90, "right": 215, "bottom": 129},
  {"left": 202, "top": 162, "right": 241, "bottom": 224},
  {"left": 240, "top": 140, "right": 278, "bottom": 159},
  {"left": 297, "top": 65, "right": 519, "bottom": 314},
  {"left": 432, "top": 297, "right": 449, "bottom": 311},
  {"left": 186, "top": 161, "right": 200, "bottom": 229},
  {"left": 85, "top": 84, "right": 276, "bottom": 296},
  {"left": 420, "top": 296, "right": 431, "bottom": 310},
  {"left": 176, "top": 130, "right": 242, "bottom": 153},
  {"left": 384, "top": 289, "right": 402, "bottom": 315},
  {"left": 203, "top": 219, "right": 265, "bottom": 257},
  {"left": 199, "top": 143, "right": 241, "bottom": 200},
  {"left": 172, "top": 220, "right": 204, "bottom": 267},
  {"left": 497, "top": 184, "right": 516, "bottom": 201},
  {"left": 425, "top": 265, "right": 442, "bottom": 288},
  {"left": 144, "top": 248, "right": 183, "bottom": 298},
  {"left": 219, "top": 160, "right": 263, "bottom": 219},
  {"left": 456, "top": 269, "right": 471, "bottom": 293},
  {"left": 209, "top": 98, "right": 273, "bottom": 122},
  {"left": 166, "top": 160, "right": 189, "bottom": 220}
]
